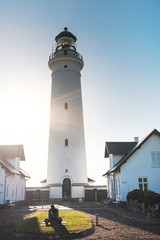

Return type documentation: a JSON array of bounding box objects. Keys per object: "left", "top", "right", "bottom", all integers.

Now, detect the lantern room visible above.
[{"left": 55, "top": 27, "right": 77, "bottom": 52}]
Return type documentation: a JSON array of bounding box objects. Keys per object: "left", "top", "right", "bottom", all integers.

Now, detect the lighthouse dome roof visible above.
[{"left": 55, "top": 27, "right": 77, "bottom": 42}]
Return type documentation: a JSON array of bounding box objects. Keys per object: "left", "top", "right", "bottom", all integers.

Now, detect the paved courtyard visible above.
[{"left": 0, "top": 202, "right": 160, "bottom": 240}]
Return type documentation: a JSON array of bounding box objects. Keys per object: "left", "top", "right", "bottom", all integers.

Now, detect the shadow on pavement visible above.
[
  {"left": 0, "top": 206, "right": 36, "bottom": 240},
  {"left": 52, "top": 201, "right": 160, "bottom": 237},
  {"left": 1, "top": 201, "right": 160, "bottom": 239}
]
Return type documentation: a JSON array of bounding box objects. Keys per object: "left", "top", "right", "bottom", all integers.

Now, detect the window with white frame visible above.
[
  {"left": 138, "top": 177, "right": 148, "bottom": 191},
  {"left": 151, "top": 152, "right": 160, "bottom": 167}
]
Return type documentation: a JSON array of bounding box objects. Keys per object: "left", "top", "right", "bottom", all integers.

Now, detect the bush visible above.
[
  {"left": 153, "top": 193, "right": 160, "bottom": 203},
  {"left": 144, "top": 190, "right": 160, "bottom": 208},
  {"left": 127, "top": 189, "right": 160, "bottom": 208},
  {"left": 127, "top": 189, "right": 144, "bottom": 203}
]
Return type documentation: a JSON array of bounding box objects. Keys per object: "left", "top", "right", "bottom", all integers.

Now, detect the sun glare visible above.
[{"left": 0, "top": 87, "right": 40, "bottom": 144}]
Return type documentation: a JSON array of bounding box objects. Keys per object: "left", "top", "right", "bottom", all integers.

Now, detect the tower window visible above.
[
  {"left": 64, "top": 103, "right": 68, "bottom": 110},
  {"left": 64, "top": 65, "right": 68, "bottom": 68},
  {"left": 65, "top": 169, "right": 68, "bottom": 173},
  {"left": 65, "top": 139, "right": 68, "bottom": 147}
]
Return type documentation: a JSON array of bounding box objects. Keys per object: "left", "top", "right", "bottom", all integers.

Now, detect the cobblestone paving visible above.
[{"left": 0, "top": 203, "right": 160, "bottom": 240}]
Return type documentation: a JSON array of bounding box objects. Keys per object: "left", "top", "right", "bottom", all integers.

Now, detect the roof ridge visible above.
[
  {"left": 109, "top": 129, "right": 160, "bottom": 173},
  {"left": 0, "top": 158, "right": 19, "bottom": 174},
  {"left": 20, "top": 168, "right": 30, "bottom": 178}
]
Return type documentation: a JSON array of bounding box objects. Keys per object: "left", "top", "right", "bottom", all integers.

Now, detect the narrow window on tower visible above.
[
  {"left": 64, "top": 103, "right": 68, "bottom": 110},
  {"left": 65, "top": 139, "right": 68, "bottom": 147}
]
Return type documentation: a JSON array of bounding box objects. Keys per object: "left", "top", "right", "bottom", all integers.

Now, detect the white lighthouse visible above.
[{"left": 47, "top": 28, "right": 88, "bottom": 199}]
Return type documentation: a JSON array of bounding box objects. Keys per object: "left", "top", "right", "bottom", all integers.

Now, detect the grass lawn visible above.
[{"left": 14, "top": 211, "right": 92, "bottom": 235}]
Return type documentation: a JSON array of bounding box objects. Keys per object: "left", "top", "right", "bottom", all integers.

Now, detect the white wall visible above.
[
  {"left": 0, "top": 155, "right": 27, "bottom": 205},
  {"left": 121, "top": 134, "right": 160, "bottom": 201},
  {"left": 49, "top": 187, "right": 62, "bottom": 199},
  {"left": 109, "top": 154, "right": 124, "bottom": 168},
  {"left": 72, "top": 186, "right": 85, "bottom": 198},
  {"left": 0, "top": 166, "right": 5, "bottom": 204},
  {"left": 7, "top": 157, "right": 20, "bottom": 173},
  {"left": 49, "top": 186, "right": 85, "bottom": 199},
  {"left": 109, "top": 173, "right": 115, "bottom": 199},
  {"left": 109, "top": 154, "right": 113, "bottom": 168},
  {"left": 113, "top": 155, "right": 124, "bottom": 167},
  {"left": 7, "top": 158, "right": 16, "bottom": 169},
  {"left": 5, "top": 174, "right": 26, "bottom": 203},
  {"left": 114, "top": 172, "right": 122, "bottom": 201}
]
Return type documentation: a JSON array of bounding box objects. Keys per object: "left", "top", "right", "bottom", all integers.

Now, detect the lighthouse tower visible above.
[{"left": 47, "top": 28, "right": 88, "bottom": 199}]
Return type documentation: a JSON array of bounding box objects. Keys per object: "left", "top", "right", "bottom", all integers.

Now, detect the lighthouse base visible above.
[
  {"left": 49, "top": 186, "right": 85, "bottom": 199},
  {"left": 49, "top": 187, "right": 62, "bottom": 199}
]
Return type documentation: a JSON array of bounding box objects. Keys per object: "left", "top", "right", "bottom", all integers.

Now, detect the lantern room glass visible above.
[{"left": 56, "top": 37, "right": 76, "bottom": 51}]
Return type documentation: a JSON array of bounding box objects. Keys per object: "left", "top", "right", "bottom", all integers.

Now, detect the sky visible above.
[{"left": 0, "top": 0, "right": 160, "bottom": 186}]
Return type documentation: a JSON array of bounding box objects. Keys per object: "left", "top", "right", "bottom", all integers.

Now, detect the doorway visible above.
[{"left": 62, "top": 178, "right": 71, "bottom": 198}]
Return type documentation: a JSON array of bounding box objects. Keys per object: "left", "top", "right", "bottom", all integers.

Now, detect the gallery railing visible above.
[{"left": 49, "top": 50, "right": 83, "bottom": 62}]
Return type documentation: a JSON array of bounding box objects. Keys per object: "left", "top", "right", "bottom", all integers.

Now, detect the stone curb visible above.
[{"left": 13, "top": 223, "right": 95, "bottom": 240}]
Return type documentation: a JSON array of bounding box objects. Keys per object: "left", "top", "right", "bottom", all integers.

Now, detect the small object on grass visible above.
[
  {"left": 61, "top": 220, "right": 66, "bottom": 225},
  {"left": 44, "top": 218, "right": 49, "bottom": 226}
]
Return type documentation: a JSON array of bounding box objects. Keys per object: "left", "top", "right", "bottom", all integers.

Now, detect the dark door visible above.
[{"left": 62, "top": 178, "right": 71, "bottom": 198}]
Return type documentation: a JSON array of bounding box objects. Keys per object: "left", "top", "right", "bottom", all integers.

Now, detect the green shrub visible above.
[
  {"left": 127, "top": 189, "right": 160, "bottom": 208},
  {"left": 144, "top": 190, "right": 160, "bottom": 208},
  {"left": 127, "top": 189, "right": 144, "bottom": 203},
  {"left": 153, "top": 193, "right": 160, "bottom": 203}
]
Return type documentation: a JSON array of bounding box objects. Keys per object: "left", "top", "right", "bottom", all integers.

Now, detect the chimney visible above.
[{"left": 134, "top": 137, "right": 139, "bottom": 142}]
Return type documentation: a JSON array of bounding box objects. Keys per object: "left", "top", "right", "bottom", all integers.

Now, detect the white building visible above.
[
  {"left": 0, "top": 145, "right": 30, "bottom": 205},
  {"left": 103, "top": 129, "right": 160, "bottom": 202},
  {"left": 47, "top": 28, "right": 88, "bottom": 199}
]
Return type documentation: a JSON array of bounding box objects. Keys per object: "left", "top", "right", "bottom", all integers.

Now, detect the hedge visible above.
[{"left": 127, "top": 189, "right": 160, "bottom": 209}]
